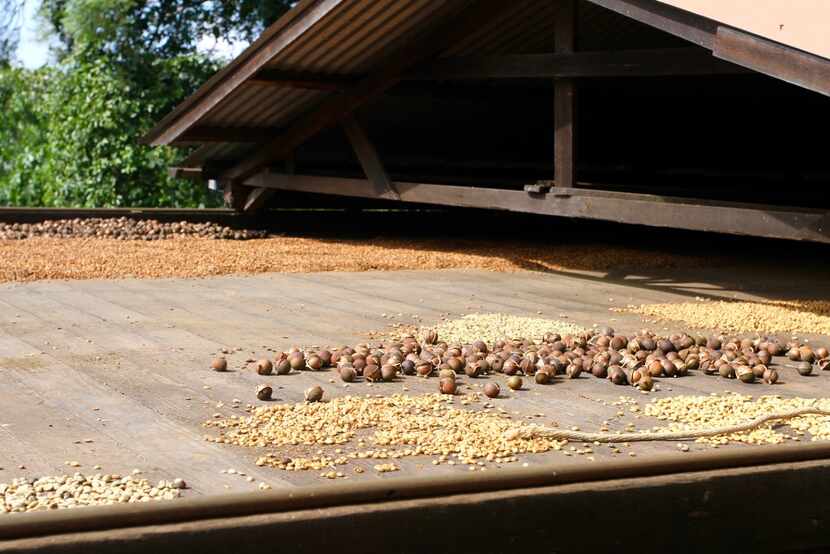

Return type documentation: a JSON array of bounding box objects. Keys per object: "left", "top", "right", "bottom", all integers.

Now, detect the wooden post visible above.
[
  {"left": 554, "top": 0, "right": 576, "bottom": 188},
  {"left": 223, "top": 181, "right": 246, "bottom": 211}
]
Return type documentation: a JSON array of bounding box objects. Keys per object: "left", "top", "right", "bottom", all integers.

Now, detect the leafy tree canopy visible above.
[{"left": 0, "top": 0, "right": 291, "bottom": 207}]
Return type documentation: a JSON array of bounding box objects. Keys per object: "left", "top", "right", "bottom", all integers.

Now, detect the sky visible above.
[
  {"left": 14, "top": 0, "right": 247, "bottom": 68},
  {"left": 15, "top": 0, "right": 51, "bottom": 68}
]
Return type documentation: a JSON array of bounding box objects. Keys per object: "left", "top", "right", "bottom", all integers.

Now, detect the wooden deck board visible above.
[{"left": 1, "top": 268, "right": 829, "bottom": 496}]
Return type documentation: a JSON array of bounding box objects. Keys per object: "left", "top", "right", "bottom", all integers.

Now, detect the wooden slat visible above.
[
  {"left": 585, "top": 0, "right": 717, "bottom": 50},
  {"left": 219, "top": 0, "right": 514, "bottom": 185},
  {"left": 245, "top": 173, "right": 830, "bottom": 243},
  {"left": 713, "top": 26, "right": 830, "bottom": 97},
  {"left": 410, "top": 48, "right": 748, "bottom": 79},
  {"left": 144, "top": 0, "right": 345, "bottom": 146},
  {"left": 554, "top": 0, "right": 576, "bottom": 189},
  {"left": 342, "top": 115, "right": 398, "bottom": 200}
]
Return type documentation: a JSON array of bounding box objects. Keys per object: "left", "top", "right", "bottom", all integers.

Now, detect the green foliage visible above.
[{"left": 0, "top": 0, "right": 291, "bottom": 207}]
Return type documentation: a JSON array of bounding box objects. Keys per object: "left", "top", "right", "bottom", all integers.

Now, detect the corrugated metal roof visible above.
[
  {"left": 152, "top": 0, "right": 829, "bottom": 172},
  {"left": 195, "top": 0, "right": 456, "bottom": 131},
  {"left": 151, "top": 0, "right": 690, "bottom": 155}
]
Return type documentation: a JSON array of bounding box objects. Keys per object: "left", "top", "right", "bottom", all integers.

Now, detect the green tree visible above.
[{"left": 0, "top": 0, "right": 291, "bottom": 207}]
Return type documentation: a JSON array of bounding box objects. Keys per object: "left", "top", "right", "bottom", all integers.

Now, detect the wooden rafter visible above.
[
  {"left": 714, "top": 26, "right": 830, "bottom": 97},
  {"left": 410, "top": 48, "right": 748, "bottom": 80},
  {"left": 584, "top": 0, "right": 717, "bottom": 49},
  {"left": 219, "top": 0, "right": 515, "bottom": 185},
  {"left": 143, "top": 0, "right": 346, "bottom": 146}
]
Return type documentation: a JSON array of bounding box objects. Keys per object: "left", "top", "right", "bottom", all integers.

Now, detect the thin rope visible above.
[{"left": 505, "top": 407, "right": 830, "bottom": 443}]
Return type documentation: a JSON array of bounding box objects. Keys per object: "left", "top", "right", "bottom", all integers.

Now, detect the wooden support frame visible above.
[
  {"left": 244, "top": 172, "right": 830, "bottom": 244},
  {"left": 554, "top": 0, "right": 577, "bottom": 188},
  {"left": 342, "top": 115, "right": 398, "bottom": 200},
  {"left": 714, "top": 26, "right": 830, "bottom": 97},
  {"left": 219, "top": 0, "right": 514, "bottom": 185},
  {"left": 410, "top": 48, "right": 748, "bottom": 80},
  {"left": 584, "top": 0, "right": 718, "bottom": 50},
  {"left": 144, "top": 0, "right": 346, "bottom": 146}
]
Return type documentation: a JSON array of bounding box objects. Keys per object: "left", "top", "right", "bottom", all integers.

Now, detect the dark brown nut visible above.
[
  {"left": 304, "top": 386, "right": 324, "bottom": 402},
  {"left": 256, "top": 384, "right": 273, "bottom": 401},
  {"left": 256, "top": 359, "right": 273, "bottom": 376}
]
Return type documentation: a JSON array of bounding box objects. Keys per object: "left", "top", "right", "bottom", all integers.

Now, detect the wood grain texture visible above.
[
  {"left": 714, "top": 25, "right": 830, "bottom": 97},
  {"left": 1, "top": 268, "right": 829, "bottom": 498}
]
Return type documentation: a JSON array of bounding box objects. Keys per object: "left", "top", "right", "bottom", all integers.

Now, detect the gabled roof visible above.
[{"left": 144, "top": 0, "right": 830, "bottom": 182}]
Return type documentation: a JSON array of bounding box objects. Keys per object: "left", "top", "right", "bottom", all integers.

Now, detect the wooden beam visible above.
[
  {"left": 7, "top": 458, "right": 830, "bottom": 553},
  {"left": 219, "top": 0, "right": 514, "bottom": 185},
  {"left": 342, "top": 115, "right": 398, "bottom": 200},
  {"left": 584, "top": 0, "right": 717, "bottom": 50},
  {"left": 247, "top": 70, "right": 352, "bottom": 91},
  {"left": 167, "top": 167, "right": 202, "bottom": 180},
  {"left": 713, "top": 26, "right": 830, "bottom": 97},
  {"left": 178, "top": 126, "right": 282, "bottom": 143},
  {"left": 554, "top": 0, "right": 576, "bottom": 189},
  {"left": 409, "top": 48, "right": 749, "bottom": 79},
  {"left": 245, "top": 173, "right": 830, "bottom": 244},
  {"left": 242, "top": 187, "right": 274, "bottom": 212}
]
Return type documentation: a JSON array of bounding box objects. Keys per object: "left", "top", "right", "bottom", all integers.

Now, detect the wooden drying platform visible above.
[
  {"left": 1, "top": 267, "right": 830, "bottom": 493},
  {"left": 1, "top": 267, "right": 830, "bottom": 551}
]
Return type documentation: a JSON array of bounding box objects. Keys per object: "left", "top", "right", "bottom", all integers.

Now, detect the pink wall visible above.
[{"left": 658, "top": 0, "right": 830, "bottom": 59}]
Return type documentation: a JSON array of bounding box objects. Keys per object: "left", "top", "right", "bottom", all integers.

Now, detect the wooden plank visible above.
[
  {"left": 410, "top": 48, "right": 749, "bottom": 79},
  {"left": 179, "top": 126, "right": 283, "bottom": 144},
  {"left": 585, "top": 0, "right": 717, "bottom": 50},
  {"left": 713, "top": 26, "right": 830, "bottom": 97},
  {"left": 219, "top": 0, "right": 514, "bottom": 185},
  {"left": 554, "top": 0, "right": 576, "bottom": 189},
  {"left": 168, "top": 167, "right": 203, "bottom": 180},
  {"left": 342, "top": 115, "right": 398, "bottom": 200},
  {"left": 5, "top": 459, "right": 830, "bottom": 553},
  {"left": 144, "top": 0, "right": 346, "bottom": 146},
  {"left": 242, "top": 187, "right": 273, "bottom": 212},
  {"left": 245, "top": 173, "right": 830, "bottom": 243}
]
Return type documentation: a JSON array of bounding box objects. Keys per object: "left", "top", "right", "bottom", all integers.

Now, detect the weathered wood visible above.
[
  {"left": 713, "top": 26, "right": 830, "bottom": 97},
  {"left": 179, "top": 126, "right": 283, "bottom": 143},
  {"left": 144, "top": 0, "right": 346, "bottom": 146},
  {"left": 554, "top": 0, "right": 576, "bottom": 189},
  {"left": 342, "top": 115, "right": 398, "bottom": 200},
  {"left": 410, "top": 48, "right": 748, "bottom": 79},
  {"left": 4, "top": 459, "right": 830, "bottom": 553},
  {"left": 219, "top": 0, "right": 514, "bottom": 185},
  {"left": 245, "top": 173, "right": 830, "bottom": 243},
  {"left": 584, "top": 0, "right": 717, "bottom": 50}
]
